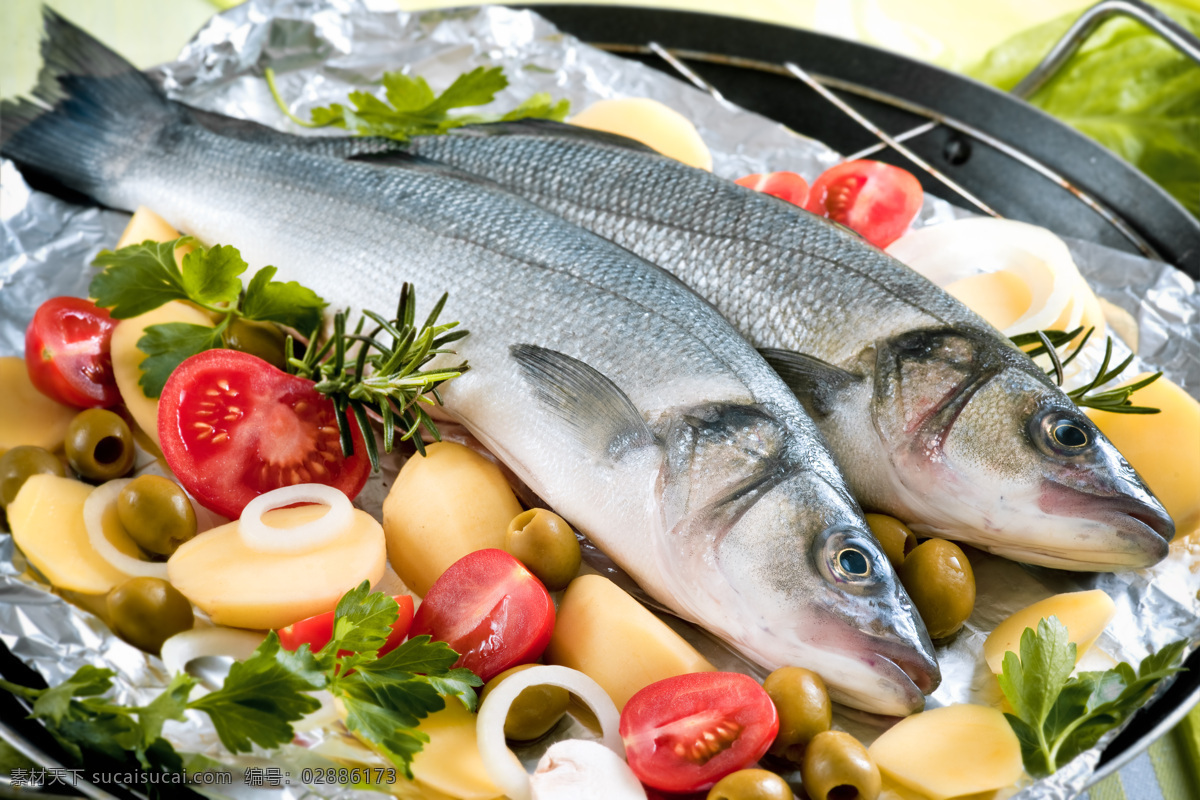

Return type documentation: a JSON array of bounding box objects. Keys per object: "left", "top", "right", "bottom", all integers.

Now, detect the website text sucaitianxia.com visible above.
[{"left": 7, "top": 765, "right": 399, "bottom": 789}]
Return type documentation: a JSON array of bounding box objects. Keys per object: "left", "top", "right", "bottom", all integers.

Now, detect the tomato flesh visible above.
[
  {"left": 410, "top": 549, "right": 555, "bottom": 682},
  {"left": 25, "top": 297, "right": 119, "bottom": 408},
  {"left": 805, "top": 160, "right": 924, "bottom": 248},
  {"left": 620, "top": 671, "right": 779, "bottom": 792},
  {"left": 734, "top": 171, "right": 810, "bottom": 207},
  {"left": 277, "top": 595, "right": 414, "bottom": 656},
  {"left": 157, "top": 348, "right": 370, "bottom": 519}
]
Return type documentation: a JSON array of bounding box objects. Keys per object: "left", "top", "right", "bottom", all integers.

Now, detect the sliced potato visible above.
[
  {"left": 116, "top": 206, "right": 183, "bottom": 249},
  {"left": 167, "top": 505, "right": 386, "bottom": 629},
  {"left": 0, "top": 357, "right": 79, "bottom": 452},
  {"left": 570, "top": 97, "right": 713, "bottom": 171},
  {"left": 110, "top": 301, "right": 214, "bottom": 448},
  {"left": 381, "top": 442, "right": 522, "bottom": 597},
  {"left": 868, "top": 704, "right": 1022, "bottom": 800},
  {"left": 407, "top": 701, "right": 503, "bottom": 800},
  {"left": 983, "top": 589, "right": 1115, "bottom": 674},
  {"left": 545, "top": 574, "right": 715, "bottom": 710},
  {"left": 8, "top": 474, "right": 142, "bottom": 594},
  {"left": 1088, "top": 374, "right": 1200, "bottom": 538}
]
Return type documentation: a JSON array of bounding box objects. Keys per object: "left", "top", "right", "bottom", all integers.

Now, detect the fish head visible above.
[
  {"left": 656, "top": 403, "right": 939, "bottom": 716},
  {"left": 871, "top": 326, "right": 1173, "bottom": 569}
]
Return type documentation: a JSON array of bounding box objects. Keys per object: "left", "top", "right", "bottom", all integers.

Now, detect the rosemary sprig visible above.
[
  {"left": 1010, "top": 327, "right": 1161, "bottom": 414},
  {"left": 287, "top": 284, "right": 468, "bottom": 468}
]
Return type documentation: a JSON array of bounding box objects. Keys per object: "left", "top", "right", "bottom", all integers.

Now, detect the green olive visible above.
[
  {"left": 707, "top": 769, "right": 793, "bottom": 800},
  {"left": 864, "top": 513, "right": 916, "bottom": 570},
  {"left": 224, "top": 318, "right": 288, "bottom": 370},
  {"left": 478, "top": 664, "right": 569, "bottom": 741},
  {"left": 117, "top": 475, "right": 197, "bottom": 556},
  {"left": 505, "top": 508, "right": 581, "bottom": 591},
  {"left": 897, "top": 538, "right": 976, "bottom": 639},
  {"left": 763, "top": 666, "right": 832, "bottom": 762},
  {"left": 0, "top": 446, "right": 67, "bottom": 508},
  {"left": 105, "top": 576, "right": 194, "bottom": 654},
  {"left": 65, "top": 409, "right": 135, "bottom": 482},
  {"left": 801, "top": 731, "right": 881, "bottom": 800}
]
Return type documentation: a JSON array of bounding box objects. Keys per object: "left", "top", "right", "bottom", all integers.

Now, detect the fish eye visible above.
[
  {"left": 814, "top": 528, "right": 884, "bottom": 592},
  {"left": 1033, "top": 410, "right": 1094, "bottom": 456},
  {"left": 836, "top": 547, "right": 871, "bottom": 578},
  {"left": 1051, "top": 420, "right": 1089, "bottom": 448}
]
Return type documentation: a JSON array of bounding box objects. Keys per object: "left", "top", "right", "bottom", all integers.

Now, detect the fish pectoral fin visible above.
[
  {"left": 759, "top": 348, "right": 863, "bottom": 417},
  {"left": 510, "top": 343, "right": 656, "bottom": 462}
]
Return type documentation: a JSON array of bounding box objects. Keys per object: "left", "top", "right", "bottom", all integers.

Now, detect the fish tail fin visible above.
[{"left": 0, "top": 8, "right": 180, "bottom": 202}]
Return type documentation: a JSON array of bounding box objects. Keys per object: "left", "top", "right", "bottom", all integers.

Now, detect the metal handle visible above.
[{"left": 1013, "top": 0, "right": 1200, "bottom": 98}]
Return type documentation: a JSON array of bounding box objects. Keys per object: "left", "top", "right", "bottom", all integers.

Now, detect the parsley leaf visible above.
[
  {"left": 336, "top": 636, "right": 481, "bottom": 778},
  {"left": 179, "top": 244, "right": 246, "bottom": 307},
  {"left": 997, "top": 617, "right": 1076, "bottom": 738},
  {"left": 136, "top": 321, "right": 228, "bottom": 398},
  {"left": 27, "top": 664, "right": 116, "bottom": 724},
  {"left": 136, "top": 674, "right": 196, "bottom": 752},
  {"left": 241, "top": 265, "right": 326, "bottom": 334},
  {"left": 90, "top": 238, "right": 328, "bottom": 397},
  {"left": 325, "top": 580, "right": 400, "bottom": 659},
  {"left": 188, "top": 632, "right": 325, "bottom": 753},
  {"left": 339, "top": 684, "right": 431, "bottom": 777},
  {"left": 129, "top": 673, "right": 195, "bottom": 769},
  {"left": 0, "top": 586, "right": 481, "bottom": 781},
  {"left": 998, "top": 616, "right": 1188, "bottom": 777},
  {"left": 91, "top": 238, "right": 193, "bottom": 318},
  {"left": 0, "top": 665, "right": 188, "bottom": 771},
  {"left": 267, "top": 64, "right": 569, "bottom": 141}
]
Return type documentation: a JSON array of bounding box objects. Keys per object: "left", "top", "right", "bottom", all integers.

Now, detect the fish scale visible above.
[{"left": 1, "top": 11, "right": 939, "bottom": 715}]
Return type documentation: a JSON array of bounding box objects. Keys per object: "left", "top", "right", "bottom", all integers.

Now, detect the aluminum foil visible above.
[{"left": 1, "top": 1, "right": 1198, "bottom": 799}]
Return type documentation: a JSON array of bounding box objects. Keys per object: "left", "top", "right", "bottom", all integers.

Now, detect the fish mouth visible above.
[
  {"left": 1030, "top": 481, "right": 1174, "bottom": 569},
  {"left": 813, "top": 627, "right": 941, "bottom": 716}
]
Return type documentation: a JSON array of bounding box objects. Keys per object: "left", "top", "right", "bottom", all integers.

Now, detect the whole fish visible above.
[
  {"left": 248, "top": 121, "right": 1174, "bottom": 571},
  {"left": 2, "top": 12, "right": 938, "bottom": 715}
]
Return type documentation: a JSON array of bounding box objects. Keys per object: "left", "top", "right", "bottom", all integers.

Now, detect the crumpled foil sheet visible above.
[{"left": 1, "top": 1, "right": 1197, "bottom": 799}]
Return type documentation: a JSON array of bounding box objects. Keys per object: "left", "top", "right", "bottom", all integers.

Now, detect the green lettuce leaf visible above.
[{"left": 969, "top": 1, "right": 1200, "bottom": 219}]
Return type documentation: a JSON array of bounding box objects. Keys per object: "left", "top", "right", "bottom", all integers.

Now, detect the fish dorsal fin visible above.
[
  {"left": 435, "top": 118, "right": 660, "bottom": 155},
  {"left": 759, "top": 348, "right": 863, "bottom": 417},
  {"left": 510, "top": 343, "right": 655, "bottom": 461},
  {"left": 184, "top": 106, "right": 414, "bottom": 158}
]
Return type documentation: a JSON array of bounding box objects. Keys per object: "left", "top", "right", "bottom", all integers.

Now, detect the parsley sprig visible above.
[
  {"left": 287, "top": 284, "right": 468, "bottom": 469},
  {"left": 1011, "top": 326, "right": 1162, "bottom": 414},
  {"left": 266, "top": 64, "right": 569, "bottom": 140},
  {"left": 0, "top": 584, "right": 480, "bottom": 779},
  {"left": 91, "top": 237, "right": 326, "bottom": 397},
  {"left": 998, "top": 617, "right": 1187, "bottom": 777}
]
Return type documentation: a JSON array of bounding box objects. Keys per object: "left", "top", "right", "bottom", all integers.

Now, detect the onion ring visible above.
[
  {"left": 237, "top": 483, "right": 353, "bottom": 553},
  {"left": 477, "top": 665, "right": 623, "bottom": 800},
  {"left": 160, "top": 626, "right": 266, "bottom": 678},
  {"left": 83, "top": 479, "right": 169, "bottom": 580}
]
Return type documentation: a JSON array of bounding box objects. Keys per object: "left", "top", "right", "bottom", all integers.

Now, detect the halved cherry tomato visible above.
[
  {"left": 410, "top": 549, "right": 555, "bottom": 683},
  {"left": 805, "top": 160, "right": 923, "bottom": 248},
  {"left": 620, "top": 672, "right": 779, "bottom": 793},
  {"left": 277, "top": 595, "right": 414, "bottom": 656},
  {"left": 157, "top": 348, "right": 370, "bottom": 519},
  {"left": 25, "top": 297, "right": 119, "bottom": 408},
  {"left": 734, "top": 171, "right": 810, "bottom": 207}
]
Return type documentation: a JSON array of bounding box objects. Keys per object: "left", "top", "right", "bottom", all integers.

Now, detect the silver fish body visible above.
[
  {"left": 2, "top": 13, "right": 938, "bottom": 714},
  {"left": 397, "top": 122, "right": 1175, "bottom": 571}
]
